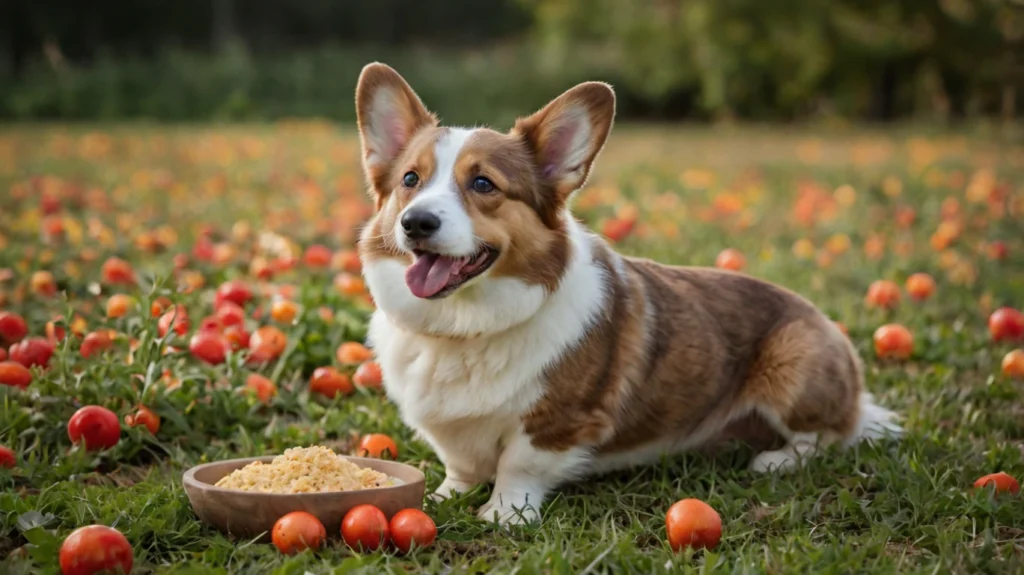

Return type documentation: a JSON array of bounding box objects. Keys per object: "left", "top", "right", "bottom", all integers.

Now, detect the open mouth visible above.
[{"left": 404, "top": 245, "right": 499, "bottom": 299}]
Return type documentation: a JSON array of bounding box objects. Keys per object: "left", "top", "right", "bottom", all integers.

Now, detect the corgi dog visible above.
[{"left": 355, "top": 63, "right": 901, "bottom": 525}]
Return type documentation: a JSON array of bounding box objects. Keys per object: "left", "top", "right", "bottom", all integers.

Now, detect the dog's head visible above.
[{"left": 356, "top": 63, "right": 614, "bottom": 337}]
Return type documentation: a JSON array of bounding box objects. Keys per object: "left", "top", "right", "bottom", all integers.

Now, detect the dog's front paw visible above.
[
  {"left": 477, "top": 496, "right": 540, "bottom": 526},
  {"left": 430, "top": 475, "right": 478, "bottom": 503}
]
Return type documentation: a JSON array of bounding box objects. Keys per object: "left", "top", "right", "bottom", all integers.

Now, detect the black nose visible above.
[{"left": 401, "top": 210, "right": 441, "bottom": 240}]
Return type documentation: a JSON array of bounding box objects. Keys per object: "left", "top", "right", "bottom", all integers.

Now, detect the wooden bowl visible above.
[{"left": 182, "top": 455, "right": 426, "bottom": 540}]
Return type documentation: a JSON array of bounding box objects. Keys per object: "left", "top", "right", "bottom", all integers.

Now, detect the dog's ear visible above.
[
  {"left": 512, "top": 82, "right": 615, "bottom": 200},
  {"left": 355, "top": 63, "right": 437, "bottom": 195}
]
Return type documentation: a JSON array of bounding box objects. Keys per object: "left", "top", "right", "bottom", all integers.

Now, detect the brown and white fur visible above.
[{"left": 355, "top": 63, "right": 901, "bottom": 525}]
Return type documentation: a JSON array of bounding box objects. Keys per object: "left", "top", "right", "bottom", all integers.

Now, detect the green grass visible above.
[{"left": 1, "top": 124, "right": 1023, "bottom": 574}]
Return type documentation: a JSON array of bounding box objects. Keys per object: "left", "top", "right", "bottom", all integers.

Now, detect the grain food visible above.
[{"left": 215, "top": 446, "right": 392, "bottom": 493}]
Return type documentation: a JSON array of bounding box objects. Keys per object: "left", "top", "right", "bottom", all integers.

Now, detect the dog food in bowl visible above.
[{"left": 215, "top": 445, "right": 392, "bottom": 493}]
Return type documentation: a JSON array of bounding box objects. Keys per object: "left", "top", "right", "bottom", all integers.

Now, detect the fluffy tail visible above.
[{"left": 845, "top": 392, "right": 903, "bottom": 447}]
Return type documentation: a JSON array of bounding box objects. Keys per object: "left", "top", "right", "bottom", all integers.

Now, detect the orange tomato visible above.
[
  {"left": 106, "top": 294, "right": 134, "bottom": 318},
  {"left": 905, "top": 273, "right": 935, "bottom": 301},
  {"left": 150, "top": 296, "right": 172, "bottom": 318},
  {"left": 270, "top": 299, "right": 299, "bottom": 325},
  {"left": 666, "top": 498, "right": 722, "bottom": 551},
  {"left": 101, "top": 257, "right": 137, "bottom": 285},
  {"left": 46, "top": 317, "right": 66, "bottom": 343},
  {"left": 0, "top": 361, "right": 32, "bottom": 389},
  {"left": 244, "top": 373, "right": 277, "bottom": 404},
  {"left": 309, "top": 367, "right": 354, "bottom": 399},
  {"left": 124, "top": 406, "right": 160, "bottom": 435},
  {"left": 272, "top": 511, "right": 326, "bottom": 555},
  {"left": 337, "top": 341, "right": 373, "bottom": 365},
  {"left": 332, "top": 249, "right": 362, "bottom": 274},
  {"left": 357, "top": 433, "right": 398, "bottom": 459},
  {"left": 1002, "top": 350, "right": 1024, "bottom": 379},
  {"left": 973, "top": 471, "right": 1020, "bottom": 495},
  {"left": 31, "top": 270, "right": 57, "bottom": 297},
  {"left": 389, "top": 509, "right": 437, "bottom": 553},
  {"left": 223, "top": 326, "right": 250, "bottom": 351},
  {"left": 341, "top": 504, "right": 389, "bottom": 551},
  {"left": 353, "top": 361, "right": 383, "bottom": 389},
  {"left": 59, "top": 525, "right": 134, "bottom": 575},
  {"left": 865, "top": 280, "right": 901, "bottom": 310},
  {"left": 248, "top": 326, "right": 287, "bottom": 363},
  {"left": 334, "top": 273, "right": 366, "bottom": 296},
  {"left": 989, "top": 307, "right": 1024, "bottom": 343},
  {"left": 715, "top": 248, "right": 746, "bottom": 272},
  {"left": 873, "top": 324, "right": 913, "bottom": 360}
]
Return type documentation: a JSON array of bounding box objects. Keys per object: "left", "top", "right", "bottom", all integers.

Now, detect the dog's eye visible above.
[
  {"left": 403, "top": 172, "right": 419, "bottom": 188},
  {"left": 471, "top": 177, "right": 496, "bottom": 193}
]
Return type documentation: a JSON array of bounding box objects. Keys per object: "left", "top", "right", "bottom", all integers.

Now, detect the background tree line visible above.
[{"left": 1, "top": 0, "right": 1020, "bottom": 123}]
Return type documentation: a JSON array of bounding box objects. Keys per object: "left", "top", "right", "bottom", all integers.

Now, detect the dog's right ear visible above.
[{"left": 355, "top": 63, "right": 437, "bottom": 195}]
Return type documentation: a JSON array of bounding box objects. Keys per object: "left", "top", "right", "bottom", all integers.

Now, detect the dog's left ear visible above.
[{"left": 512, "top": 82, "right": 615, "bottom": 199}]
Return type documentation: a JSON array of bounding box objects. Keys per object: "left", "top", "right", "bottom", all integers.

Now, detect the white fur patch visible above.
[
  {"left": 365, "top": 220, "right": 607, "bottom": 524},
  {"left": 396, "top": 128, "right": 477, "bottom": 256}
]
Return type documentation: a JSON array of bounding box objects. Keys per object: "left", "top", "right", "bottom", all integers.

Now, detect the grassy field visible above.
[{"left": 0, "top": 123, "right": 1023, "bottom": 574}]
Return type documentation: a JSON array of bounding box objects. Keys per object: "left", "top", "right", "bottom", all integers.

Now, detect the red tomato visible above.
[
  {"left": 989, "top": 307, "right": 1024, "bottom": 343},
  {"left": 215, "top": 280, "right": 253, "bottom": 309},
  {"left": 8, "top": 337, "right": 55, "bottom": 368},
  {"left": 341, "top": 504, "right": 389, "bottom": 551},
  {"left": 666, "top": 498, "right": 722, "bottom": 551},
  {"left": 157, "top": 305, "right": 190, "bottom": 337},
  {"left": 68, "top": 406, "right": 121, "bottom": 451},
  {"left": 244, "top": 373, "right": 277, "bottom": 404},
  {"left": 905, "top": 273, "right": 936, "bottom": 301},
  {"left": 865, "top": 280, "right": 901, "bottom": 310},
  {"left": 197, "top": 316, "right": 223, "bottom": 334},
  {"left": 80, "top": 331, "right": 114, "bottom": 359},
  {"left": 353, "top": 361, "right": 383, "bottom": 389},
  {"left": 248, "top": 326, "right": 287, "bottom": 363},
  {"left": 272, "top": 511, "right": 326, "bottom": 554},
  {"left": 59, "top": 524, "right": 133, "bottom": 575},
  {"left": 389, "top": 509, "right": 437, "bottom": 553},
  {"left": 974, "top": 471, "right": 1020, "bottom": 495},
  {"left": 336, "top": 342, "right": 373, "bottom": 365},
  {"left": 309, "top": 367, "right": 354, "bottom": 399},
  {"left": 357, "top": 434, "right": 398, "bottom": 459},
  {"left": 873, "top": 324, "right": 913, "bottom": 360},
  {"left": 101, "top": 257, "right": 137, "bottom": 286},
  {"left": 214, "top": 301, "right": 245, "bottom": 328},
  {"left": 303, "top": 244, "right": 333, "bottom": 268},
  {"left": 124, "top": 406, "right": 160, "bottom": 435},
  {"left": 1003, "top": 350, "right": 1024, "bottom": 379},
  {"left": 189, "top": 331, "right": 229, "bottom": 365},
  {"left": 0, "top": 361, "right": 33, "bottom": 389},
  {"left": 715, "top": 248, "right": 746, "bottom": 272},
  {"left": 0, "top": 348, "right": 6, "bottom": 361},
  {"left": 0, "top": 311, "right": 28, "bottom": 344},
  {"left": 601, "top": 218, "right": 634, "bottom": 243},
  {"left": 0, "top": 445, "right": 15, "bottom": 468}
]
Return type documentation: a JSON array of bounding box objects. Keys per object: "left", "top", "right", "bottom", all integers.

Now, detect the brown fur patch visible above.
[{"left": 525, "top": 246, "right": 863, "bottom": 454}]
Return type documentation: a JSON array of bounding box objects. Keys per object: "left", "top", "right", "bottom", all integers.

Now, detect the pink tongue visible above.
[{"left": 405, "top": 254, "right": 464, "bottom": 298}]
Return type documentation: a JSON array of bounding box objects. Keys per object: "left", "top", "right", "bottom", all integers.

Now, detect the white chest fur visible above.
[{"left": 363, "top": 222, "right": 607, "bottom": 481}]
